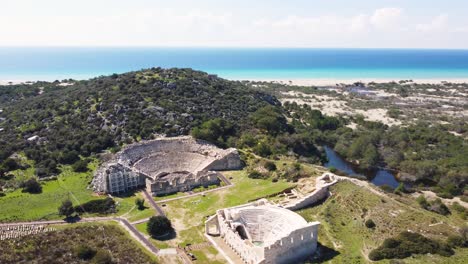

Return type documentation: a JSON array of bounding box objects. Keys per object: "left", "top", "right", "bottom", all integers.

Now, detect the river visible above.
[{"left": 323, "top": 146, "right": 400, "bottom": 189}]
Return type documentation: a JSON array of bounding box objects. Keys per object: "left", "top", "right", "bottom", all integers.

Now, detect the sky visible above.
[{"left": 1, "top": 0, "right": 468, "bottom": 48}]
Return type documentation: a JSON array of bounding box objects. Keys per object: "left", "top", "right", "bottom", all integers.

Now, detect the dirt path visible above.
[
  {"left": 143, "top": 190, "right": 166, "bottom": 216},
  {"left": 418, "top": 190, "right": 468, "bottom": 209}
]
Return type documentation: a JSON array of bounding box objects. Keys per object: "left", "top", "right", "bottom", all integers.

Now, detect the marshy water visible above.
[{"left": 323, "top": 146, "right": 400, "bottom": 189}]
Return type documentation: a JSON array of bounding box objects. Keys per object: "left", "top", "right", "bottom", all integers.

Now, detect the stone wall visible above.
[
  {"left": 217, "top": 212, "right": 265, "bottom": 264},
  {"left": 284, "top": 173, "right": 339, "bottom": 211},
  {"left": 263, "top": 223, "right": 319, "bottom": 264},
  {"left": 206, "top": 199, "right": 320, "bottom": 264},
  {"left": 147, "top": 171, "right": 221, "bottom": 196}
]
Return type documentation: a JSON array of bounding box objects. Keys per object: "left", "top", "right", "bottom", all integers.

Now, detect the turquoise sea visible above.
[{"left": 1, "top": 47, "right": 468, "bottom": 81}]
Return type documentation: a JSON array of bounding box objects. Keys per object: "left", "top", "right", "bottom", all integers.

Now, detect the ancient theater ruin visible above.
[
  {"left": 206, "top": 199, "right": 320, "bottom": 264},
  {"left": 92, "top": 136, "right": 242, "bottom": 196}
]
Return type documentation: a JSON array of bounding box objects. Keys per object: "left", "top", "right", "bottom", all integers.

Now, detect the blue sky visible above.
[{"left": 1, "top": 0, "right": 468, "bottom": 48}]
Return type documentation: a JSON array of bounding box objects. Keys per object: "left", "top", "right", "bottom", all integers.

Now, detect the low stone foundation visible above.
[{"left": 283, "top": 173, "right": 339, "bottom": 210}]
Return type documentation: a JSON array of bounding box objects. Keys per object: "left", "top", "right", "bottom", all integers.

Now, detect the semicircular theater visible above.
[{"left": 92, "top": 136, "right": 242, "bottom": 196}]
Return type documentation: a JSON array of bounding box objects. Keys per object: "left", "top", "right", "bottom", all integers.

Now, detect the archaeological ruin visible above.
[
  {"left": 206, "top": 199, "right": 320, "bottom": 264},
  {"left": 92, "top": 136, "right": 242, "bottom": 196}
]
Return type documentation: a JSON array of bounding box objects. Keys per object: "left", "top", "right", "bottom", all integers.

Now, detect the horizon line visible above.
[{"left": 1, "top": 45, "right": 468, "bottom": 51}]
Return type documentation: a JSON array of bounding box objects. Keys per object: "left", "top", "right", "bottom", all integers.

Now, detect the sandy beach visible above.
[
  {"left": 3, "top": 77, "right": 468, "bottom": 87},
  {"left": 247, "top": 78, "right": 468, "bottom": 86}
]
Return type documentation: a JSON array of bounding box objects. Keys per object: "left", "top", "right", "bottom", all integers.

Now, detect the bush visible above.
[
  {"left": 379, "top": 185, "right": 394, "bottom": 193},
  {"left": 22, "top": 178, "right": 42, "bottom": 194},
  {"left": 147, "top": 216, "right": 173, "bottom": 237},
  {"left": 74, "top": 245, "right": 96, "bottom": 260},
  {"left": 1, "top": 158, "right": 20, "bottom": 171},
  {"left": 365, "top": 219, "right": 376, "bottom": 228},
  {"left": 428, "top": 199, "right": 450, "bottom": 216},
  {"left": 248, "top": 170, "right": 266, "bottom": 179},
  {"left": 393, "top": 183, "right": 405, "bottom": 195},
  {"left": 369, "top": 231, "right": 454, "bottom": 261},
  {"left": 253, "top": 142, "right": 272, "bottom": 157},
  {"left": 447, "top": 235, "right": 466, "bottom": 248},
  {"left": 416, "top": 195, "right": 429, "bottom": 208},
  {"left": 264, "top": 161, "right": 277, "bottom": 171},
  {"left": 92, "top": 250, "right": 113, "bottom": 264},
  {"left": 135, "top": 198, "right": 145, "bottom": 210},
  {"left": 72, "top": 159, "right": 89, "bottom": 172}
]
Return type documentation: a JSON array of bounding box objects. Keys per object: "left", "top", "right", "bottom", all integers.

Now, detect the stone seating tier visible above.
[
  {"left": 133, "top": 152, "right": 214, "bottom": 178},
  {"left": 229, "top": 206, "right": 308, "bottom": 246}
]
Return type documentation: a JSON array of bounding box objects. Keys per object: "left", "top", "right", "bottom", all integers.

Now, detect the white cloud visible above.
[
  {"left": 0, "top": 3, "right": 467, "bottom": 48},
  {"left": 416, "top": 14, "right": 448, "bottom": 32},
  {"left": 370, "top": 8, "right": 403, "bottom": 30},
  {"left": 349, "top": 14, "right": 370, "bottom": 33}
]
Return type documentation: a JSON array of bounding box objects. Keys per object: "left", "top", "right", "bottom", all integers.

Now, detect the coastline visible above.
[
  {"left": 243, "top": 78, "right": 468, "bottom": 86},
  {"left": 3, "top": 77, "right": 468, "bottom": 86}
]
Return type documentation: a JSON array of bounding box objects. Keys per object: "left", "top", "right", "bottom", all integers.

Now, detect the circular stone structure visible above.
[
  {"left": 228, "top": 206, "right": 308, "bottom": 246},
  {"left": 92, "top": 136, "right": 242, "bottom": 196},
  {"left": 206, "top": 199, "right": 320, "bottom": 264}
]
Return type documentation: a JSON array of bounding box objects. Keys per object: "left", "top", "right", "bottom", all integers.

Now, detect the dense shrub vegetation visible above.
[
  {"left": 331, "top": 118, "right": 467, "bottom": 195},
  {"left": 0, "top": 224, "right": 155, "bottom": 263},
  {"left": 0, "top": 68, "right": 275, "bottom": 180},
  {"left": 1, "top": 69, "right": 466, "bottom": 195},
  {"left": 416, "top": 195, "right": 451, "bottom": 215},
  {"left": 369, "top": 231, "right": 454, "bottom": 261}
]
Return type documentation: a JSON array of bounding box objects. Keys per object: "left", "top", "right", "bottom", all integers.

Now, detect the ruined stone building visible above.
[
  {"left": 206, "top": 199, "right": 320, "bottom": 264},
  {"left": 92, "top": 136, "right": 242, "bottom": 196}
]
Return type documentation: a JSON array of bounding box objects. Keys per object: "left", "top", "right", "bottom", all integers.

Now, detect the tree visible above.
[
  {"left": 72, "top": 159, "right": 89, "bottom": 172},
  {"left": 191, "top": 118, "right": 235, "bottom": 147},
  {"left": 1, "top": 158, "right": 20, "bottom": 171},
  {"left": 250, "top": 106, "right": 288, "bottom": 135},
  {"left": 58, "top": 199, "right": 75, "bottom": 218},
  {"left": 135, "top": 198, "right": 145, "bottom": 210},
  {"left": 22, "top": 178, "right": 42, "bottom": 194},
  {"left": 147, "top": 216, "right": 173, "bottom": 237}
]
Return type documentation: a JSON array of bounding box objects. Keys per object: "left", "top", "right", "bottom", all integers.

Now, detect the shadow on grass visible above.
[
  {"left": 113, "top": 189, "right": 143, "bottom": 198},
  {"left": 151, "top": 229, "right": 177, "bottom": 241},
  {"left": 64, "top": 215, "right": 82, "bottom": 223},
  {"left": 312, "top": 242, "right": 340, "bottom": 263}
]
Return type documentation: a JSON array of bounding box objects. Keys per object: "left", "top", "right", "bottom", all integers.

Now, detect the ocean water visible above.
[{"left": 1, "top": 47, "right": 468, "bottom": 81}]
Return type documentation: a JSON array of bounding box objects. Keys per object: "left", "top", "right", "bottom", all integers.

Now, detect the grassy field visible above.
[
  {"left": 0, "top": 160, "right": 154, "bottom": 222},
  {"left": 0, "top": 162, "right": 100, "bottom": 222},
  {"left": 0, "top": 222, "right": 157, "bottom": 263},
  {"left": 297, "top": 181, "right": 468, "bottom": 264},
  {"left": 137, "top": 169, "right": 296, "bottom": 263}
]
